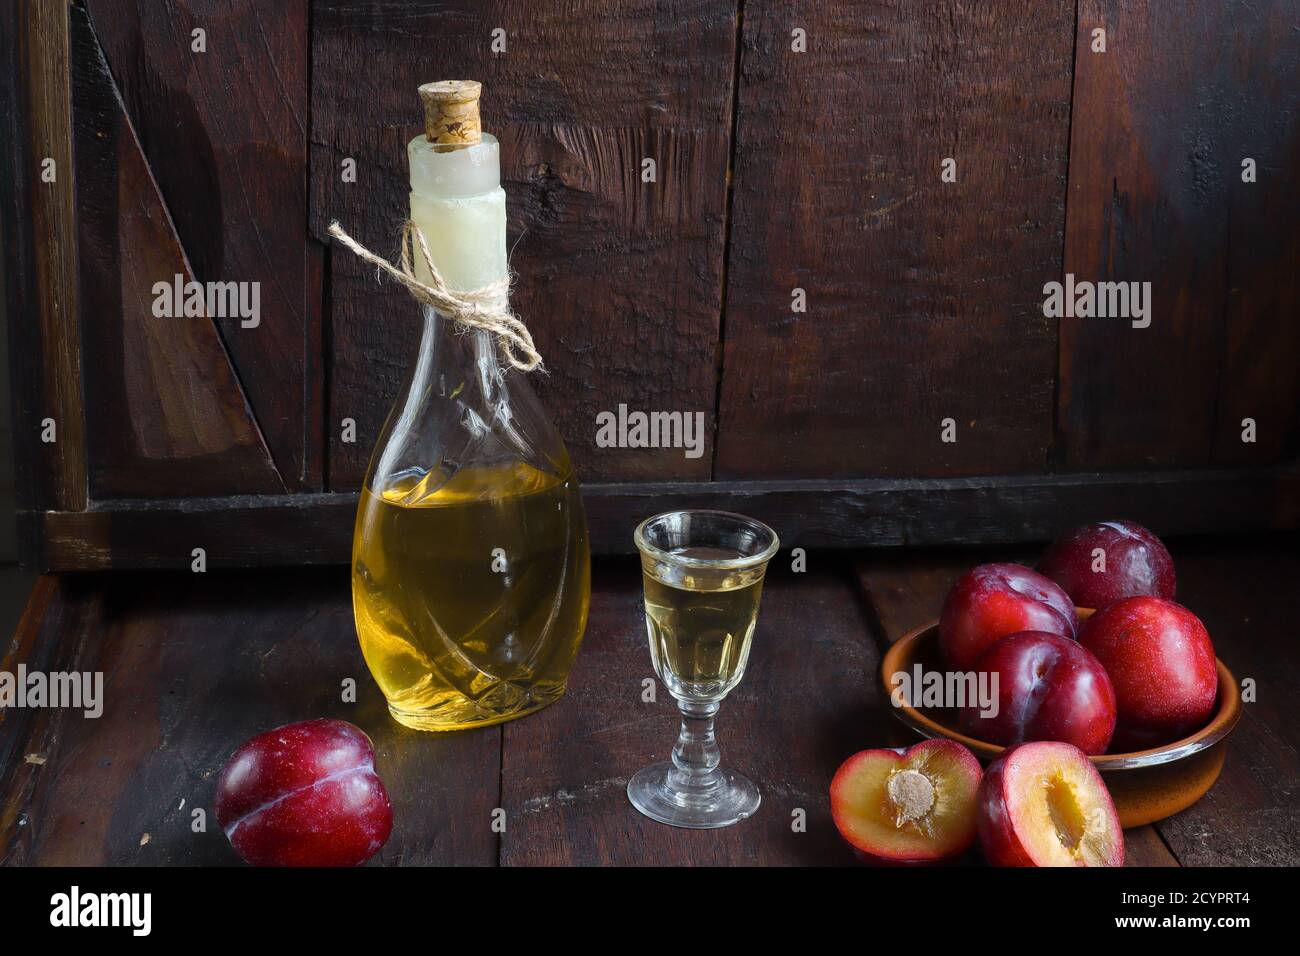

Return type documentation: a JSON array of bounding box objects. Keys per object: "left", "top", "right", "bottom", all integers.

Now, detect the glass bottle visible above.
[{"left": 351, "top": 82, "right": 591, "bottom": 732}]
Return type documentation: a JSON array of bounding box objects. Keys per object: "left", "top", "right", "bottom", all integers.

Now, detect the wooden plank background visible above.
[
  {"left": 82, "top": 0, "right": 318, "bottom": 492},
  {"left": 2, "top": 0, "right": 1298, "bottom": 568},
  {"left": 1060, "top": 0, "right": 1300, "bottom": 471},
  {"left": 1, "top": 0, "right": 88, "bottom": 514},
  {"left": 717, "top": 0, "right": 1074, "bottom": 479},
  {"left": 31, "top": 467, "right": 1300, "bottom": 569},
  {"left": 6, "top": 540, "right": 1294, "bottom": 865},
  {"left": 69, "top": 7, "right": 284, "bottom": 496},
  {"left": 311, "top": 0, "right": 735, "bottom": 487}
]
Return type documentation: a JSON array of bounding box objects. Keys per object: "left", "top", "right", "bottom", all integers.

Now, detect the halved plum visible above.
[
  {"left": 830, "top": 739, "right": 982, "bottom": 864},
  {"left": 976, "top": 741, "right": 1124, "bottom": 867}
]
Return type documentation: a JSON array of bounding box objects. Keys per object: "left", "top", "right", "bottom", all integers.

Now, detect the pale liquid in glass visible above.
[{"left": 640, "top": 546, "right": 765, "bottom": 701}]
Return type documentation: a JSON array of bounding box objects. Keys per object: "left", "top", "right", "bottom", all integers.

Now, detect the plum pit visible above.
[{"left": 887, "top": 768, "right": 936, "bottom": 828}]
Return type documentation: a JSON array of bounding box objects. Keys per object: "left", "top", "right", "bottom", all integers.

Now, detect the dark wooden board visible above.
[
  {"left": 1059, "top": 0, "right": 1300, "bottom": 470},
  {"left": 69, "top": 7, "right": 284, "bottom": 497},
  {"left": 0, "top": 576, "right": 104, "bottom": 865},
  {"left": 0, "top": 560, "right": 886, "bottom": 867},
  {"left": 0, "top": 1, "right": 88, "bottom": 513},
  {"left": 1211, "top": 7, "right": 1300, "bottom": 467},
  {"left": 3, "top": 542, "right": 1295, "bottom": 866},
  {"left": 853, "top": 549, "right": 1182, "bottom": 867},
  {"left": 83, "top": 0, "right": 318, "bottom": 491},
  {"left": 0, "top": 1, "right": 41, "bottom": 518},
  {"left": 716, "top": 1, "right": 1074, "bottom": 478},
  {"left": 0, "top": 571, "right": 499, "bottom": 866},
  {"left": 1121, "top": 826, "right": 1180, "bottom": 869},
  {"left": 29, "top": 467, "right": 1300, "bottom": 570},
  {"left": 6, "top": 0, "right": 1297, "bottom": 581},
  {"left": 1150, "top": 541, "right": 1300, "bottom": 866},
  {"left": 500, "top": 559, "right": 882, "bottom": 865},
  {"left": 311, "top": 0, "right": 735, "bottom": 487}
]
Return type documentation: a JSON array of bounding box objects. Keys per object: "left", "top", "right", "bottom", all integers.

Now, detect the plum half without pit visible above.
[{"left": 977, "top": 741, "right": 1124, "bottom": 867}]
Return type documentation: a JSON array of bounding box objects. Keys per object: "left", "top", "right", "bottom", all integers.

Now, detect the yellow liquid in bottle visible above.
[{"left": 352, "top": 461, "right": 590, "bottom": 731}]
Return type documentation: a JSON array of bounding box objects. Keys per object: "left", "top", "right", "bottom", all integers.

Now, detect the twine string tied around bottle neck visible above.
[{"left": 327, "top": 219, "right": 543, "bottom": 372}]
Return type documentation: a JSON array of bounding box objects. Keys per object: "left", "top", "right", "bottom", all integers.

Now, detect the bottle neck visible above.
[
  {"left": 416, "top": 306, "right": 504, "bottom": 397},
  {"left": 407, "top": 133, "right": 508, "bottom": 291}
]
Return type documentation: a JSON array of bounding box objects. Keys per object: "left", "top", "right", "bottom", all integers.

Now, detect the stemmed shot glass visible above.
[{"left": 628, "top": 510, "right": 779, "bottom": 828}]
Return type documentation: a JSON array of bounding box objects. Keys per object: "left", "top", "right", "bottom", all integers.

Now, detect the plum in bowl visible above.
[{"left": 879, "top": 609, "right": 1240, "bottom": 828}]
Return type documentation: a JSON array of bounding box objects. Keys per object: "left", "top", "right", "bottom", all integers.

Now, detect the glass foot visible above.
[{"left": 627, "top": 760, "right": 761, "bottom": 829}]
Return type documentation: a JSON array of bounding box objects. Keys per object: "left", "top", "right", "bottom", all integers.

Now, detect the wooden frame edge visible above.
[{"left": 23, "top": 467, "right": 1300, "bottom": 570}]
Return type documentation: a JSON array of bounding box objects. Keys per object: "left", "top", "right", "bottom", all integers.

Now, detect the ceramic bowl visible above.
[{"left": 878, "top": 609, "right": 1241, "bottom": 827}]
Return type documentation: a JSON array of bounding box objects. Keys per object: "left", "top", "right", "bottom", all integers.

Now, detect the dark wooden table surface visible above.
[{"left": 2, "top": 539, "right": 1296, "bottom": 866}]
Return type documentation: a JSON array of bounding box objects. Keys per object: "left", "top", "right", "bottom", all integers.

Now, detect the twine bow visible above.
[{"left": 327, "top": 219, "right": 543, "bottom": 372}]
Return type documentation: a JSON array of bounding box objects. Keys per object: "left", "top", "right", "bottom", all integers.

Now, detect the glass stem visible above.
[{"left": 668, "top": 699, "right": 723, "bottom": 795}]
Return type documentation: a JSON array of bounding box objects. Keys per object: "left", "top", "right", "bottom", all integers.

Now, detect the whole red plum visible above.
[
  {"left": 939, "top": 564, "right": 1077, "bottom": 671},
  {"left": 1079, "top": 597, "right": 1217, "bottom": 751},
  {"left": 215, "top": 719, "right": 393, "bottom": 867},
  {"left": 960, "top": 630, "right": 1116, "bottom": 755},
  {"left": 1038, "top": 520, "right": 1175, "bottom": 610}
]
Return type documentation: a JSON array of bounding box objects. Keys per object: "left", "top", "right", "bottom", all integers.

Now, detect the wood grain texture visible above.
[
  {"left": 0, "top": 562, "right": 886, "bottom": 866},
  {"left": 852, "top": 550, "right": 977, "bottom": 644},
  {"left": 84, "top": 0, "right": 317, "bottom": 490},
  {"left": 1151, "top": 540, "right": 1300, "bottom": 866},
  {"left": 69, "top": 8, "right": 284, "bottom": 497},
  {"left": 1, "top": 571, "right": 499, "bottom": 866},
  {"left": 4, "top": 0, "right": 88, "bottom": 511},
  {"left": 311, "top": 0, "right": 734, "bottom": 487},
  {"left": 1060, "top": 0, "right": 1300, "bottom": 469},
  {"left": 0, "top": 576, "right": 60, "bottom": 810},
  {"left": 1210, "top": 7, "right": 1300, "bottom": 467},
  {"left": 30, "top": 467, "right": 1300, "bottom": 570},
  {"left": 716, "top": 0, "right": 1074, "bottom": 478},
  {"left": 0, "top": 0, "right": 41, "bottom": 518},
  {"left": 1121, "top": 825, "right": 1180, "bottom": 868},
  {"left": 853, "top": 548, "right": 1182, "bottom": 867},
  {"left": 0, "top": 576, "right": 103, "bottom": 865},
  {"left": 3, "top": 544, "right": 1295, "bottom": 865},
  {"left": 500, "top": 560, "right": 882, "bottom": 865}
]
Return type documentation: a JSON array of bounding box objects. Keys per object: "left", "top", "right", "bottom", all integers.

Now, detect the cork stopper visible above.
[{"left": 419, "top": 80, "right": 482, "bottom": 149}]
